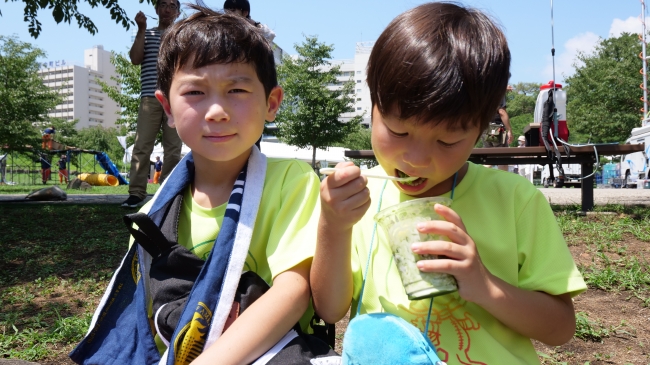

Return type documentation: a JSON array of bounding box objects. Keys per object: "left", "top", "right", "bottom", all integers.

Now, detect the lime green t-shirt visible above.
[
  {"left": 351, "top": 162, "right": 587, "bottom": 365},
  {"left": 137, "top": 157, "right": 320, "bottom": 335}
]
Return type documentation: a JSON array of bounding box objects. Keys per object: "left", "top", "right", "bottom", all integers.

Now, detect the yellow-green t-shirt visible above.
[
  {"left": 351, "top": 162, "right": 587, "bottom": 365},
  {"left": 137, "top": 157, "right": 320, "bottom": 338}
]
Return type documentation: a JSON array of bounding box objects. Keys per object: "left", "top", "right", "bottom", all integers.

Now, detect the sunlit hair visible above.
[
  {"left": 157, "top": 1, "right": 276, "bottom": 99},
  {"left": 367, "top": 2, "right": 511, "bottom": 132}
]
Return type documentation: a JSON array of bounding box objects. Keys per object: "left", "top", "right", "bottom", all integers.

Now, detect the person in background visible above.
[
  {"left": 58, "top": 154, "right": 69, "bottom": 184},
  {"left": 514, "top": 135, "right": 527, "bottom": 176},
  {"left": 153, "top": 156, "right": 163, "bottom": 184},
  {"left": 42, "top": 126, "right": 56, "bottom": 150},
  {"left": 122, "top": 0, "right": 183, "bottom": 208},
  {"left": 482, "top": 85, "right": 513, "bottom": 171},
  {"left": 0, "top": 153, "right": 7, "bottom": 185},
  {"left": 223, "top": 0, "right": 276, "bottom": 42},
  {"left": 40, "top": 154, "right": 51, "bottom": 185}
]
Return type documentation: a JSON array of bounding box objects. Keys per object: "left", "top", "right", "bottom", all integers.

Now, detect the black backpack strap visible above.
[
  {"left": 123, "top": 213, "right": 168, "bottom": 258},
  {"left": 122, "top": 193, "right": 184, "bottom": 257}
]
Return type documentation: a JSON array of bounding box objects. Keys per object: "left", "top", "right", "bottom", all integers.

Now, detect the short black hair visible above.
[
  {"left": 157, "top": 2, "right": 277, "bottom": 99},
  {"left": 367, "top": 2, "right": 511, "bottom": 133},
  {"left": 223, "top": 0, "right": 250, "bottom": 17}
]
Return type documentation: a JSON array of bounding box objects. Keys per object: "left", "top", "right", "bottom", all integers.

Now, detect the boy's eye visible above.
[
  {"left": 438, "top": 140, "right": 458, "bottom": 147},
  {"left": 386, "top": 127, "right": 408, "bottom": 137},
  {"left": 183, "top": 90, "right": 204, "bottom": 96},
  {"left": 229, "top": 88, "right": 248, "bottom": 93}
]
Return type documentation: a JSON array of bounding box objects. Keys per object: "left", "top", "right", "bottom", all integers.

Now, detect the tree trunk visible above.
[{"left": 312, "top": 146, "right": 317, "bottom": 169}]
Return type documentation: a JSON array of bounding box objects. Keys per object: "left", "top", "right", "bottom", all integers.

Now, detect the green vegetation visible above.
[
  {"left": 0, "top": 204, "right": 132, "bottom": 361},
  {"left": 4, "top": 0, "right": 152, "bottom": 39},
  {"left": 275, "top": 36, "right": 362, "bottom": 168},
  {"left": 0, "top": 183, "right": 159, "bottom": 195},
  {"left": 565, "top": 33, "right": 643, "bottom": 144},
  {"left": 505, "top": 82, "right": 541, "bottom": 146},
  {"left": 0, "top": 203, "right": 648, "bottom": 362},
  {"left": 0, "top": 36, "right": 61, "bottom": 153}
]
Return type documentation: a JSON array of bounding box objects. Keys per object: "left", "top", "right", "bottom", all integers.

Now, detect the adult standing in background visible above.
[{"left": 122, "top": 0, "right": 182, "bottom": 208}]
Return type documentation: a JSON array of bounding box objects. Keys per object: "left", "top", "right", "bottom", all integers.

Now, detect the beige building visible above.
[
  {"left": 38, "top": 45, "right": 120, "bottom": 129},
  {"left": 327, "top": 41, "right": 373, "bottom": 127}
]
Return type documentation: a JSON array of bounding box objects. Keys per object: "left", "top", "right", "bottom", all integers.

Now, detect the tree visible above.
[
  {"left": 565, "top": 33, "right": 642, "bottom": 143},
  {"left": 49, "top": 117, "right": 79, "bottom": 146},
  {"left": 2, "top": 0, "right": 154, "bottom": 39},
  {"left": 275, "top": 36, "right": 362, "bottom": 168},
  {"left": 73, "top": 126, "right": 126, "bottom": 169},
  {"left": 505, "top": 82, "right": 540, "bottom": 145},
  {"left": 0, "top": 35, "right": 61, "bottom": 152},
  {"left": 339, "top": 127, "right": 378, "bottom": 168},
  {"left": 97, "top": 52, "right": 141, "bottom": 135}
]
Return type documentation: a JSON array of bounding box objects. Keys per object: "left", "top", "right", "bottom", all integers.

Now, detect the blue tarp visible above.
[{"left": 95, "top": 152, "right": 129, "bottom": 185}]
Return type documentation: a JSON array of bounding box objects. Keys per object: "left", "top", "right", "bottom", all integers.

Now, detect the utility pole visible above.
[{"left": 643, "top": 0, "right": 649, "bottom": 127}]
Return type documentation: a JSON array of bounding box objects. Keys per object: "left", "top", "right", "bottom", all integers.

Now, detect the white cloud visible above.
[
  {"left": 609, "top": 16, "right": 650, "bottom": 37},
  {"left": 541, "top": 16, "right": 650, "bottom": 83},
  {"left": 543, "top": 32, "right": 600, "bottom": 83}
]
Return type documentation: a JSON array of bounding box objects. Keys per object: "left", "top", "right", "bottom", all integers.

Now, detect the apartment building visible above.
[
  {"left": 328, "top": 41, "right": 373, "bottom": 127},
  {"left": 38, "top": 45, "right": 120, "bottom": 129}
]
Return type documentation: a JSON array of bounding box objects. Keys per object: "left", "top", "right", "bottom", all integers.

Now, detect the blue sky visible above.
[{"left": 1, "top": 0, "right": 648, "bottom": 85}]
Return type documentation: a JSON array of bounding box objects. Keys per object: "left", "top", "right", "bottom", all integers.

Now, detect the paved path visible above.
[
  {"left": 0, "top": 194, "right": 153, "bottom": 205},
  {"left": 0, "top": 189, "right": 649, "bottom": 206},
  {"left": 540, "top": 187, "right": 650, "bottom": 206}
]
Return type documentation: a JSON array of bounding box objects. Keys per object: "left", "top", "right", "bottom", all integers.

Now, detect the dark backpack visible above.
[{"left": 123, "top": 192, "right": 340, "bottom": 364}]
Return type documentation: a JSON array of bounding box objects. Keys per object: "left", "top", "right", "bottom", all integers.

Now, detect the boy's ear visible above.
[
  {"left": 155, "top": 90, "right": 175, "bottom": 128},
  {"left": 265, "top": 86, "right": 284, "bottom": 122}
]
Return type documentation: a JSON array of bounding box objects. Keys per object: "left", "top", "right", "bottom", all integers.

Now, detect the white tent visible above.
[
  {"left": 259, "top": 141, "right": 347, "bottom": 164},
  {"left": 120, "top": 139, "right": 348, "bottom": 166},
  {"left": 122, "top": 143, "right": 191, "bottom": 165}
]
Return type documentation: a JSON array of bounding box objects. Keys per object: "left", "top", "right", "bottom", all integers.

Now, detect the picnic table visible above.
[{"left": 344, "top": 143, "right": 646, "bottom": 212}]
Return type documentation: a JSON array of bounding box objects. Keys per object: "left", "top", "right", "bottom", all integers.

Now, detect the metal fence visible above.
[{"left": 0, "top": 149, "right": 116, "bottom": 186}]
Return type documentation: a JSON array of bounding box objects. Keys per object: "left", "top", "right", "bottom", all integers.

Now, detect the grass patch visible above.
[
  {"left": 0, "top": 183, "right": 160, "bottom": 195},
  {"left": 0, "top": 203, "right": 648, "bottom": 362},
  {"left": 0, "top": 204, "right": 129, "bottom": 361}
]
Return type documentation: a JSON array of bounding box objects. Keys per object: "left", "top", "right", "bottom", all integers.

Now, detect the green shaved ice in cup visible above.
[{"left": 374, "top": 197, "right": 458, "bottom": 300}]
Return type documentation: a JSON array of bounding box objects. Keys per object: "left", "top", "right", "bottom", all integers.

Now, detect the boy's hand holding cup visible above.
[
  {"left": 320, "top": 162, "right": 371, "bottom": 231},
  {"left": 411, "top": 203, "right": 495, "bottom": 305},
  {"left": 375, "top": 197, "right": 458, "bottom": 300}
]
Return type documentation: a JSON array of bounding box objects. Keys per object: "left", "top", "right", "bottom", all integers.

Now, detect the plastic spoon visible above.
[{"left": 319, "top": 168, "right": 419, "bottom": 182}]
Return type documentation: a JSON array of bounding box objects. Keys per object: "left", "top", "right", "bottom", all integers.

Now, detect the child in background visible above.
[
  {"left": 40, "top": 154, "right": 51, "bottom": 184},
  {"left": 311, "top": 3, "right": 586, "bottom": 364},
  {"left": 58, "top": 155, "right": 68, "bottom": 184},
  {"left": 153, "top": 155, "right": 163, "bottom": 184}
]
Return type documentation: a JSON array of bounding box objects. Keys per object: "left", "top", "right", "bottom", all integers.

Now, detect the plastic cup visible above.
[{"left": 374, "top": 197, "right": 458, "bottom": 300}]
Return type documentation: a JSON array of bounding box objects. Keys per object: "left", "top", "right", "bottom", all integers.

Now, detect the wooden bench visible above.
[{"left": 345, "top": 143, "right": 646, "bottom": 211}]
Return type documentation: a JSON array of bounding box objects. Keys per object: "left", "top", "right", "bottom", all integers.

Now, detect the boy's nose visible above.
[
  {"left": 205, "top": 102, "right": 229, "bottom": 123},
  {"left": 402, "top": 149, "right": 431, "bottom": 168}
]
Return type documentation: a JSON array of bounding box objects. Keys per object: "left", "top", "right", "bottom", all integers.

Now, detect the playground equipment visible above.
[
  {"left": 0, "top": 147, "right": 127, "bottom": 187},
  {"left": 79, "top": 173, "right": 119, "bottom": 186}
]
